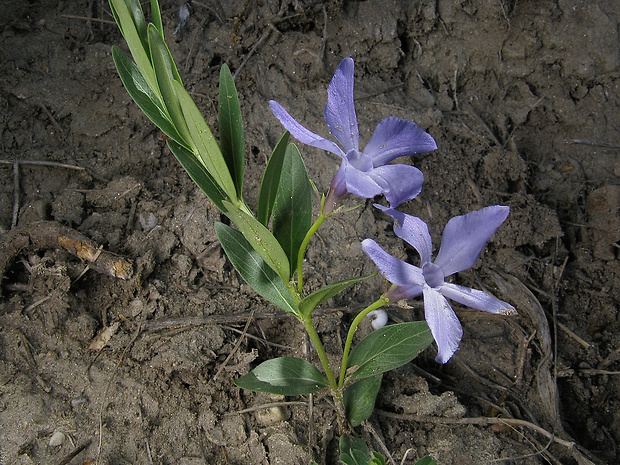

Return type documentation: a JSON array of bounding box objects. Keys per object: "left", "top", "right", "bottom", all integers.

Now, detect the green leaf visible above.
[
  {"left": 257, "top": 132, "right": 290, "bottom": 226},
  {"left": 174, "top": 81, "right": 238, "bottom": 202},
  {"left": 369, "top": 452, "right": 386, "bottom": 465},
  {"left": 168, "top": 140, "right": 228, "bottom": 212},
  {"left": 215, "top": 223, "right": 299, "bottom": 315},
  {"left": 223, "top": 201, "right": 291, "bottom": 282},
  {"left": 298, "top": 274, "right": 375, "bottom": 318},
  {"left": 112, "top": 47, "right": 185, "bottom": 145},
  {"left": 343, "top": 375, "right": 382, "bottom": 427},
  {"left": 149, "top": 0, "right": 163, "bottom": 37},
  {"left": 347, "top": 322, "right": 433, "bottom": 381},
  {"left": 414, "top": 457, "right": 437, "bottom": 465},
  {"left": 109, "top": 0, "right": 158, "bottom": 92},
  {"left": 339, "top": 435, "right": 370, "bottom": 465},
  {"left": 235, "top": 357, "right": 328, "bottom": 395},
  {"left": 272, "top": 143, "right": 312, "bottom": 274},
  {"left": 219, "top": 64, "right": 245, "bottom": 199},
  {"left": 148, "top": 24, "right": 191, "bottom": 144}
]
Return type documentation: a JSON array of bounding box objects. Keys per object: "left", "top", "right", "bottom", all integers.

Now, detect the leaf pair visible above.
[
  {"left": 109, "top": 0, "right": 238, "bottom": 206},
  {"left": 235, "top": 322, "right": 433, "bottom": 425}
]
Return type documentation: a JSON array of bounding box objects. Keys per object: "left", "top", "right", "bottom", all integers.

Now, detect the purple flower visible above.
[
  {"left": 269, "top": 57, "right": 437, "bottom": 213},
  {"left": 361, "top": 205, "right": 516, "bottom": 363}
]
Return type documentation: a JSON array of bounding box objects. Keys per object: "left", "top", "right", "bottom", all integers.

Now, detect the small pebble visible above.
[{"left": 49, "top": 431, "right": 65, "bottom": 447}]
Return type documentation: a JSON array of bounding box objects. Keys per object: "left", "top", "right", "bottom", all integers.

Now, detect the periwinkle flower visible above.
[
  {"left": 269, "top": 57, "right": 437, "bottom": 213},
  {"left": 361, "top": 205, "right": 516, "bottom": 363}
]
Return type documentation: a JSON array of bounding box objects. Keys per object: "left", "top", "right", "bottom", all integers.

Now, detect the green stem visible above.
[
  {"left": 338, "top": 297, "right": 388, "bottom": 389},
  {"left": 301, "top": 314, "right": 338, "bottom": 391},
  {"left": 296, "top": 212, "right": 328, "bottom": 292}
]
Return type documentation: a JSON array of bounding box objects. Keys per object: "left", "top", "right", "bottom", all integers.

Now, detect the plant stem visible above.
[
  {"left": 301, "top": 314, "right": 338, "bottom": 391},
  {"left": 295, "top": 213, "right": 328, "bottom": 292},
  {"left": 338, "top": 297, "right": 388, "bottom": 389}
]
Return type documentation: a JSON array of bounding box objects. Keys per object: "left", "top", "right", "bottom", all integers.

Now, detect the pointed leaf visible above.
[
  {"left": 174, "top": 81, "right": 238, "bottom": 201},
  {"left": 347, "top": 322, "right": 433, "bottom": 381},
  {"left": 299, "top": 274, "right": 375, "bottom": 318},
  {"left": 168, "top": 140, "right": 228, "bottom": 212},
  {"left": 109, "top": 0, "right": 158, "bottom": 92},
  {"left": 215, "top": 223, "right": 298, "bottom": 315},
  {"left": 148, "top": 25, "right": 191, "bottom": 145},
  {"left": 257, "top": 132, "right": 290, "bottom": 226},
  {"left": 223, "top": 201, "right": 291, "bottom": 282},
  {"left": 272, "top": 143, "right": 312, "bottom": 273},
  {"left": 344, "top": 374, "right": 382, "bottom": 427},
  {"left": 219, "top": 64, "right": 245, "bottom": 198},
  {"left": 235, "top": 357, "right": 328, "bottom": 395},
  {"left": 112, "top": 47, "right": 185, "bottom": 145},
  {"left": 149, "top": 0, "right": 163, "bottom": 37}
]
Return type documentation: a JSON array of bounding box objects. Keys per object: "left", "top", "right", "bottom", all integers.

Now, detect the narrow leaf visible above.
[
  {"left": 272, "top": 143, "right": 312, "bottom": 273},
  {"left": 344, "top": 375, "right": 382, "bottom": 427},
  {"left": 109, "top": 0, "right": 158, "bottom": 92},
  {"left": 298, "top": 274, "right": 375, "bottom": 318},
  {"left": 112, "top": 47, "right": 185, "bottom": 145},
  {"left": 257, "top": 132, "right": 290, "bottom": 226},
  {"left": 235, "top": 357, "right": 328, "bottom": 395},
  {"left": 149, "top": 0, "right": 163, "bottom": 37},
  {"left": 347, "top": 322, "right": 433, "bottom": 381},
  {"left": 223, "top": 201, "right": 291, "bottom": 282},
  {"left": 219, "top": 64, "right": 245, "bottom": 198},
  {"left": 215, "top": 223, "right": 298, "bottom": 315},
  {"left": 168, "top": 140, "right": 228, "bottom": 212},
  {"left": 148, "top": 25, "right": 191, "bottom": 144},
  {"left": 174, "top": 81, "right": 238, "bottom": 202}
]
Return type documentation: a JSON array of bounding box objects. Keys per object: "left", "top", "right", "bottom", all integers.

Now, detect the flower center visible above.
[
  {"left": 422, "top": 262, "right": 445, "bottom": 288},
  {"left": 346, "top": 149, "right": 373, "bottom": 172}
]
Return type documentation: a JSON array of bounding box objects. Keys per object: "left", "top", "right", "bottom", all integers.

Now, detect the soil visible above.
[{"left": 1, "top": 1, "right": 619, "bottom": 464}]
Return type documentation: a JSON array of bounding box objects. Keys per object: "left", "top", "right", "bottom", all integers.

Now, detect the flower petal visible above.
[
  {"left": 361, "top": 239, "right": 424, "bottom": 287},
  {"left": 374, "top": 205, "right": 433, "bottom": 264},
  {"left": 342, "top": 161, "right": 384, "bottom": 199},
  {"left": 324, "top": 57, "right": 359, "bottom": 153},
  {"left": 434, "top": 205, "right": 510, "bottom": 277},
  {"left": 269, "top": 100, "right": 344, "bottom": 157},
  {"left": 370, "top": 164, "right": 424, "bottom": 208},
  {"left": 423, "top": 288, "right": 463, "bottom": 364},
  {"left": 363, "top": 117, "right": 437, "bottom": 166},
  {"left": 441, "top": 283, "right": 516, "bottom": 315}
]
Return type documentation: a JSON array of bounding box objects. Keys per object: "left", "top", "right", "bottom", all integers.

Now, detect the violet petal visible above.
[
  {"left": 441, "top": 283, "right": 516, "bottom": 315},
  {"left": 361, "top": 239, "right": 424, "bottom": 287},
  {"left": 423, "top": 288, "right": 463, "bottom": 364},
  {"left": 323, "top": 57, "right": 359, "bottom": 153},
  {"left": 364, "top": 117, "right": 437, "bottom": 166},
  {"left": 434, "top": 205, "right": 510, "bottom": 277},
  {"left": 370, "top": 164, "right": 424, "bottom": 208},
  {"left": 374, "top": 205, "right": 433, "bottom": 264},
  {"left": 269, "top": 100, "right": 344, "bottom": 157}
]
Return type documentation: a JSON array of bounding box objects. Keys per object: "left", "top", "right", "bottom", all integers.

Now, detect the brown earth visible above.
[{"left": 1, "top": 1, "right": 619, "bottom": 464}]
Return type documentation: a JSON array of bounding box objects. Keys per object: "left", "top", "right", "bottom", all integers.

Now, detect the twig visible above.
[
  {"left": 564, "top": 139, "right": 620, "bottom": 149},
  {"left": 233, "top": 26, "right": 273, "bottom": 80},
  {"left": 61, "top": 14, "right": 116, "bottom": 25},
  {"left": 213, "top": 308, "right": 256, "bottom": 380},
  {"left": 0, "top": 221, "right": 133, "bottom": 296},
  {"left": 375, "top": 410, "right": 576, "bottom": 449},
  {"left": 96, "top": 324, "right": 143, "bottom": 461},
  {"left": 11, "top": 162, "right": 19, "bottom": 229},
  {"left": 55, "top": 439, "right": 92, "bottom": 465},
  {"left": 226, "top": 400, "right": 307, "bottom": 416}
]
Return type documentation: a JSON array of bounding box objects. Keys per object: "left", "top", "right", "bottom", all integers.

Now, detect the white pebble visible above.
[{"left": 49, "top": 431, "right": 65, "bottom": 447}]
